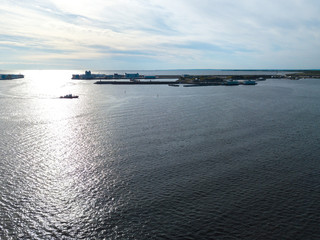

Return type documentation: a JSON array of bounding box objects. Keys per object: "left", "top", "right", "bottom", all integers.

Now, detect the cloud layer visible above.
[{"left": 1, "top": 0, "right": 320, "bottom": 69}]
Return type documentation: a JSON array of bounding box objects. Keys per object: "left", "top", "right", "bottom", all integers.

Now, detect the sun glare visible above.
[{"left": 23, "top": 70, "right": 76, "bottom": 97}]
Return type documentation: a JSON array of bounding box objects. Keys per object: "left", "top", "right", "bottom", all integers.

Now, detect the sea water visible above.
[{"left": 1, "top": 70, "right": 320, "bottom": 239}]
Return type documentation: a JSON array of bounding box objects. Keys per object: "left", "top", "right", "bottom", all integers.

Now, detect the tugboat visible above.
[{"left": 60, "top": 94, "right": 79, "bottom": 99}]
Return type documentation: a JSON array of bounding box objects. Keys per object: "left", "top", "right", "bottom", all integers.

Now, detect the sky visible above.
[{"left": 1, "top": 0, "right": 320, "bottom": 70}]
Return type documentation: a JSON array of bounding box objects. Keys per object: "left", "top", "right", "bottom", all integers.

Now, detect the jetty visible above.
[{"left": 95, "top": 80, "right": 177, "bottom": 85}]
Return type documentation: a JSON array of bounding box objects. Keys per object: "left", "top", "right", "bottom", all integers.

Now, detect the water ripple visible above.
[{"left": 1, "top": 77, "right": 320, "bottom": 239}]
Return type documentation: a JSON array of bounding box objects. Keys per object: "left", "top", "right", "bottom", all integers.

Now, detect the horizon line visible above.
[{"left": 1, "top": 68, "right": 319, "bottom": 72}]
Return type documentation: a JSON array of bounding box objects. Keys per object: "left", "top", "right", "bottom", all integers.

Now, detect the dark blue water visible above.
[{"left": 1, "top": 70, "right": 320, "bottom": 239}]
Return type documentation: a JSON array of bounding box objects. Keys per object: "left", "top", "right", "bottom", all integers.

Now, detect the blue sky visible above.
[{"left": 1, "top": 0, "right": 320, "bottom": 70}]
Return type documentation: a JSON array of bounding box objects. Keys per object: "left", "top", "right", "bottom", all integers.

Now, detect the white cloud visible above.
[{"left": 1, "top": 0, "right": 320, "bottom": 69}]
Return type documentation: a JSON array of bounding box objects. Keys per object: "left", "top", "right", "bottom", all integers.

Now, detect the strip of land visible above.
[
  {"left": 72, "top": 70, "right": 320, "bottom": 86},
  {"left": 0, "top": 74, "right": 24, "bottom": 80}
]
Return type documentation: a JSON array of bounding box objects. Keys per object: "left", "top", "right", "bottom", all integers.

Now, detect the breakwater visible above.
[
  {"left": 95, "top": 80, "right": 176, "bottom": 85},
  {"left": 94, "top": 80, "right": 257, "bottom": 86}
]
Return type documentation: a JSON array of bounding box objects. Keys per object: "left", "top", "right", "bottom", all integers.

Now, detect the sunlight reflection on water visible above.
[
  {"left": 18, "top": 70, "right": 80, "bottom": 98},
  {"left": 8, "top": 70, "right": 120, "bottom": 238},
  {"left": 24, "top": 97, "right": 92, "bottom": 236}
]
